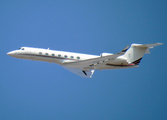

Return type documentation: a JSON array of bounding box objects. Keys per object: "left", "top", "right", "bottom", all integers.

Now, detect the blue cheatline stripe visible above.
[{"left": 19, "top": 54, "right": 78, "bottom": 61}]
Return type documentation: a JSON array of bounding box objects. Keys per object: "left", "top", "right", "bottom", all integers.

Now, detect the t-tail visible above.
[{"left": 122, "top": 43, "right": 163, "bottom": 65}]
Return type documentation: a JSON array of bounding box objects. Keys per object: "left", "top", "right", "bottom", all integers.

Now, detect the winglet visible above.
[
  {"left": 63, "top": 66, "right": 95, "bottom": 78},
  {"left": 121, "top": 45, "right": 129, "bottom": 52}
]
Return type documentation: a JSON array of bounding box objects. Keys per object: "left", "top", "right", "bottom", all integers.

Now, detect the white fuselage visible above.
[
  {"left": 7, "top": 47, "right": 135, "bottom": 70},
  {"left": 7, "top": 43, "right": 162, "bottom": 78}
]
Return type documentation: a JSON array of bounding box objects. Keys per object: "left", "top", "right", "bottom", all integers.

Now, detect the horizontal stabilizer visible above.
[
  {"left": 145, "top": 43, "right": 163, "bottom": 48},
  {"left": 132, "top": 43, "right": 163, "bottom": 54},
  {"left": 132, "top": 43, "right": 163, "bottom": 48}
]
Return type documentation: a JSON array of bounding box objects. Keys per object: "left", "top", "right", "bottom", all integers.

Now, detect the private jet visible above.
[{"left": 7, "top": 43, "right": 162, "bottom": 78}]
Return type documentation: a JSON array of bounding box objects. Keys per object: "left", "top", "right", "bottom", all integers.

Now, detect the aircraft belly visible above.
[
  {"left": 14, "top": 51, "right": 31, "bottom": 59},
  {"left": 31, "top": 56, "right": 62, "bottom": 64},
  {"left": 107, "top": 60, "right": 128, "bottom": 65},
  {"left": 99, "top": 65, "right": 138, "bottom": 70},
  {"left": 22, "top": 55, "right": 32, "bottom": 59},
  {"left": 97, "top": 65, "right": 117, "bottom": 70},
  {"left": 106, "top": 56, "right": 128, "bottom": 65}
]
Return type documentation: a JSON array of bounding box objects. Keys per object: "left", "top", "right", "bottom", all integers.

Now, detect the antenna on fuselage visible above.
[{"left": 47, "top": 48, "right": 50, "bottom": 50}]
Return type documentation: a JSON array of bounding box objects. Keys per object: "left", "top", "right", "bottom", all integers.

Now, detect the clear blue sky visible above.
[{"left": 1, "top": 1, "right": 167, "bottom": 120}]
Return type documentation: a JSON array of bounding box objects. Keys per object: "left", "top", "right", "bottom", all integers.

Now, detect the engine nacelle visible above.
[
  {"left": 111, "top": 56, "right": 128, "bottom": 65},
  {"left": 100, "top": 53, "right": 113, "bottom": 57}
]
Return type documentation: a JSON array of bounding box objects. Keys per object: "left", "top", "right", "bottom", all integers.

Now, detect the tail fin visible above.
[{"left": 123, "top": 43, "right": 163, "bottom": 65}]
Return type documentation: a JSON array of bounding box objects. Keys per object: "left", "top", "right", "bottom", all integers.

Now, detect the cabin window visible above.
[
  {"left": 64, "top": 55, "right": 67, "bottom": 58},
  {"left": 45, "top": 53, "right": 48, "bottom": 56},
  {"left": 58, "top": 54, "right": 61, "bottom": 57},
  {"left": 77, "top": 56, "right": 80, "bottom": 59},
  {"left": 70, "top": 56, "right": 74, "bottom": 59},
  {"left": 52, "top": 54, "right": 55, "bottom": 56},
  {"left": 39, "top": 52, "right": 42, "bottom": 55}
]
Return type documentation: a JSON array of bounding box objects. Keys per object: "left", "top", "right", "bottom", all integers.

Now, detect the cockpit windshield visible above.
[{"left": 19, "top": 48, "right": 25, "bottom": 50}]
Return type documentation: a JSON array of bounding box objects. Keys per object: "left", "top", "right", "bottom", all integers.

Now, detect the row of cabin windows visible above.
[{"left": 39, "top": 52, "right": 80, "bottom": 59}]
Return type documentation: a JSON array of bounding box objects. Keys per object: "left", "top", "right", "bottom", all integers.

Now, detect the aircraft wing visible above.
[
  {"left": 63, "top": 66, "right": 95, "bottom": 78},
  {"left": 63, "top": 52, "right": 125, "bottom": 69},
  {"left": 62, "top": 45, "right": 128, "bottom": 78},
  {"left": 63, "top": 45, "right": 128, "bottom": 67}
]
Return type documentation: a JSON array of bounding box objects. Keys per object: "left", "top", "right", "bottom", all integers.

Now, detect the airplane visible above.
[{"left": 7, "top": 43, "right": 162, "bottom": 78}]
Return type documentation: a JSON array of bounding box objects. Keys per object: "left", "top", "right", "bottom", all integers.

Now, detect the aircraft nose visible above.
[{"left": 7, "top": 51, "right": 15, "bottom": 56}]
